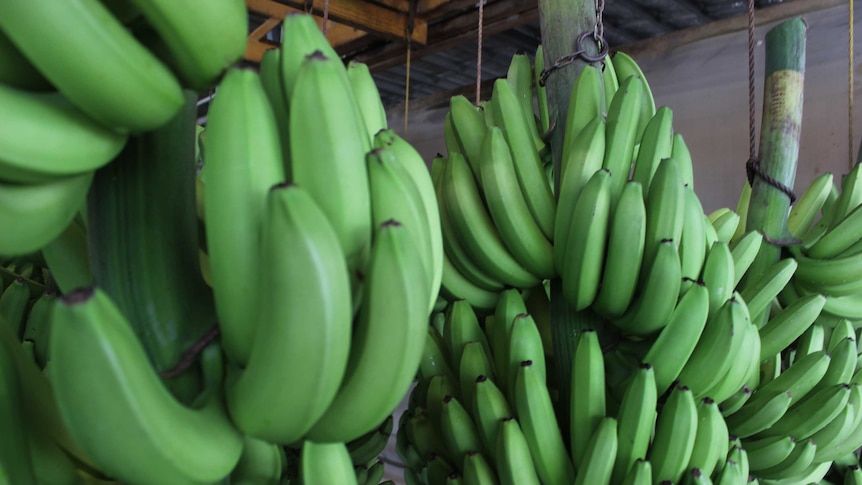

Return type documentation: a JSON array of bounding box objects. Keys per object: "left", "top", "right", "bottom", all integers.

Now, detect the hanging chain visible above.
[
  {"left": 476, "top": 0, "right": 485, "bottom": 104},
  {"left": 594, "top": 0, "right": 605, "bottom": 47}
]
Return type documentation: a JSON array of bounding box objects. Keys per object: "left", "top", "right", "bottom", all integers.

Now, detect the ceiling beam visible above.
[
  {"left": 248, "top": 17, "right": 282, "bottom": 41},
  {"left": 272, "top": 0, "right": 428, "bottom": 44}
]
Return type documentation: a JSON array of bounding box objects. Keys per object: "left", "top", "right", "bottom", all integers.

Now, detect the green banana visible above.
[
  {"left": 672, "top": 133, "right": 695, "bottom": 190},
  {"left": 348, "top": 61, "right": 388, "bottom": 139},
  {"left": 612, "top": 51, "right": 657, "bottom": 134},
  {"left": 754, "top": 438, "right": 816, "bottom": 480},
  {"left": 347, "top": 416, "right": 393, "bottom": 465},
  {"left": 449, "top": 95, "right": 486, "bottom": 179},
  {"left": 612, "top": 363, "right": 658, "bottom": 484},
  {"left": 406, "top": 409, "right": 449, "bottom": 464},
  {"left": 230, "top": 436, "right": 284, "bottom": 485},
  {"left": 744, "top": 435, "right": 795, "bottom": 472},
  {"left": 601, "top": 75, "right": 646, "bottom": 202},
  {"left": 0, "top": 28, "right": 51, "bottom": 90},
  {"left": 0, "top": 172, "right": 93, "bottom": 257},
  {"left": 490, "top": 79, "right": 555, "bottom": 239},
  {"left": 495, "top": 417, "right": 540, "bottom": 485},
  {"left": 40, "top": 220, "right": 92, "bottom": 295},
  {"left": 440, "top": 394, "right": 484, "bottom": 463},
  {"left": 758, "top": 294, "right": 825, "bottom": 357},
  {"left": 642, "top": 281, "right": 709, "bottom": 395},
  {"left": 815, "top": 337, "right": 857, "bottom": 391},
  {"left": 479, "top": 127, "right": 554, "bottom": 278},
  {"left": 225, "top": 184, "right": 352, "bottom": 444},
  {"left": 731, "top": 230, "right": 764, "bottom": 288},
  {"left": 505, "top": 52, "right": 545, "bottom": 153},
  {"left": 561, "top": 65, "right": 603, "bottom": 163},
  {"left": 472, "top": 374, "right": 511, "bottom": 460},
  {"left": 441, "top": 152, "right": 539, "bottom": 288},
  {"left": 715, "top": 446, "right": 748, "bottom": 485},
  {"left": 0, "top": 278, "right": 31, "bottom": 338},
  {"left": 439, "top": 254, "right": 500, "bottom": 311},
  {"left": 459, "top": 341, "right": 495, "bottom": 408},
  {"left": 647, "top": 385, "right": 699, "bottom": 484},
  {"left": 300, "top": 441, "right": 358, "bottom": 485},
  {"left": 593, "top": 181, "right": 647, "bottom": 317},
  {"left": 786, "top": 171, "right": 834, "bottom": 237},
  {"left": 688, "top": 397, "right": 730, "bottom": 478},
  {"left": 23, "top": 289, "right": 55, "bottom": 366},
  {"left": 621, "top": 459, "right": 653, "bottom": 485},
  {"left": 0, "top": 0, "right": 185, "bottom": 133},
  {"left": 279, "top": 13, "right": 343, "bottom": 100},
  {"left": 710, "top": 210, "right": 741, "bottom": 244},
  {"left": 258, "top": 47, "right": 291, "bottom": 176},
  {"left": 0, "top": 331, "right": 37, "bottom": 484},
  {"left": 574, "top": 417, "right": 617, "bottom": 485},
  {"left": 631, "top": 107, "right": 674, "bottom": 191},
  {"left": 561, "top": 168, "right": 613, "bottom": 310},
  {"left": 758, "top": 383, "right": 850, "bottom": 440},
  {"left": 0, "top": 85, "right": 127, "bottom": 184},
  {"left": 462, "top": 450, "right": 497, "bottom": 485},
  {"left": 506, "top": 313, "right": 546, "bottom": 403},
  {"left": 703, "top": 316, "right": 761, "bottom": 404},
  {"left": 554, "top": 116, "right": 605, "bottom": 275},
  {"left": 202, "top": 68, "right": 285, "bottom": 364},
  {"left": 306, "top": 220, "right": 429, "bottom": 443},
  {"left": 720, "top": 385, "right": 752, "bottom": 417},
  {"left": 514, "top": 360, "right": 574, "bottom": 485},
  {"left": 601, "top": 56, "right": 620, "bottom": 111},
  {"left": 444, "top": 300, "right": 490, "bottom": 373},
  {"left": 808, "top": 394, "right": 856, "bottom": 462},
  {"left": 738, "top": 258, "right": 797, "bottom": 322},
  {"left": 679, "top": 187, "right": 708, "bottom": 293},
  {"left": 570, "top": 329, "right": 606, "bottom": 469},
  {"left": 643, "top": 157, "right": 685, "bottom": 264},
  {"left": 50, "top": 288, "right": 243, "bottom": 484},
  {"left": 534, "top": 45, "right": 550, "bottom": 135},
  {"left": 611, "top": 239, "right": 682, "bottom": 336},
  {"left": 289, "top": 50, "right": 371, "bottom": 275}
]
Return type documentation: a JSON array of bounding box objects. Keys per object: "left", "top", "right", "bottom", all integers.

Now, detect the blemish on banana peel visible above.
[{"left": 763, "top": 70, "right": 804, "bottom": 139}]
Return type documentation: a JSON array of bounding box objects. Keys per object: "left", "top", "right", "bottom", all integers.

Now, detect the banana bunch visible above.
[{"left": 0, "top": 0, "right": 246, "bottom": 257}]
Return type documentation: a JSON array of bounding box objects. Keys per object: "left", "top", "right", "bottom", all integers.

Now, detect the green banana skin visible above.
[
  {"left": 648, "top": 385, "right": 698, "bottom": 484},
  {"left": 459, "top": 341, "right": 495, "bottom": 409},
  {"left": 0, "top": 332, "right": 38, "bottom": 484},
  {"left": 51, "top": 288, "right": 243, "bottom": 484},
  {"left": 479, "top": 127, "right": 554, "bottom": 279},
  {"left": 0, "top": 28, "right": 52, "bottom": 90},
  {"left": 347, "top": 416, "right": 393, "bottom": 465},
  {"left": 570, "top": 329, "right": 606, "bottom": 469},
  {"left": 612, "top": 51, "right": 657, "bottom": 132},
  {"left": 554, "top": 116, "right": 605, "bottom": 275},
  {"left": 406, "top": 409, "right": 450, "bottom": 465},
  {"left": 226, "top": 184, "right": 352, "bottom": 445},
  {"left": 738, "top": 258, "right": 797, "bottom": 322},
  {"left": 230, "top": 436, "right": 284, "bottom": 485},
  {"left": 40, "top": 219, "right": 92, "bottom": 295},
  {"left": 505, "top": 52, "right": 545, "bottom": 154},
  {"left": 444, "top": 300, "right": 491, "bottom": 373},
  {"left": 758, "top": 294, "right": 826, "bottom": 357},
  {"left": 300, "top": 441, "right": 358, "bottom": 485},
  {"left": 0, "top": 0, "right": 185, "bottom": 133},
  {"left": 601, "top": 55, "right": 620, "bottom": 111},
  {"left": 534, "top": 45, "right": 550, "bottom": 134},
  {"left": 672, "top": 133, "right": 695, "bottom": 190},
  {"left": 593, "top": 181, "right": 647, "bottom": 318},
  {"left": 515, "top": 360, "right": 574, "bottom": 485},
  {"left": 703, "top": 316, "right": 761, "bottom": 404},
  {"left": 561, "top": 65, "right": 603, "bottom": 171},
  {"left": 0, "top": 85, "right": 127, "bottom": 184},
  {"left": 462, "top": 450, "right": 497, "bottom": 485},
  {"left": 440, "top": 395, "right": 485, "bottom": 463},
  {"left": 0, "top": 278, "right": 31, "bottom": 338},
  {"left": 439, "top": 253, "right": 500, "bottom": 311},
  {"left": 621, "top": 459, "right": 653, "bottom": 485},
  {"left": 808, "top": 396, "right": 856, "bottom": 462},
  {"left": 679, "top": 187, "right": 708, "bottom": 294},
  {"left": 306, "top": 220, "right": 429, "bottom": 443},
  {"left": 757, "top": 383, "right": 851, "bottom": 440},
  {"left": 612, "top": 363, "right": 657, "bottom": 484},
  {"left": 472, "top": 375, "right": 512, "bottom": 461},
  {"left": 449, "top": 95, "right": 487, "bottom": 180},
  {"left": 754, "top": 438, "right": 817, "bottom": 480},
  {"left": 22, "top": 289, "right": 55, "bottom": 366},
  {"left": 744, "top": 435, "right": 795, "bottom": 472},
  {"left": 0, "top": 171, "right": 93, "bottom": 257},
  {"left": 574, "top": 417, "right": 617, "bottom": 485},
  {"left": 601, "top": 75, "right": 646, "bottom": 202},
  {"left": 258, "top": 47, "right": 291, "bottom": 179},
  {"left": 688, "top": 397, "right": 730, "bottom": 478},
  {"left": 347, "top": 60, "right": 388, "bottom": 140},
  {"left": 786, "top": 171, "right": 834, "bottom": 237},
  {"left": 495, "top": 417, "right": 541, "bottom": 485},
  {"left": 711, "top": 210, "right": 741, "bottom": 244},
  {"left": 631, "top": 107, "right": 674, "bottom": 192},
  {"left": 731, "top": 230, "right": 764, "bottom": 288},
  {"left": 726, "top": 390, "right": 792, "bottom": 438},
  {"left": 643, "top": 281, "right": 709, "bottom": 395},
  {"left": 562, "top": 168, "right": 613, "bottom": 311},
  {"left": 506, "top": 313, "right": 546, "bottom": 401},
  {"left": 720, "top": 385, "right": 752, "bottom": 417}
]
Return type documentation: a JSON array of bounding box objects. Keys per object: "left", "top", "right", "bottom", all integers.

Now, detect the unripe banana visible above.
[
  {"left": 0, "top": 28, "right": 51, "bottom": 90},
  {"left": 491, "top": 289, "right": 527, "bottom": 395},
  {"left": 612, "top": 51, "right": 657, "bottom": 134},
  {"left": 279, "top": 13, "right": 343, "bottom": 99},
  {"left": 0, "top": 331, "right": 37, "bottom": 484},
  {"left": 505, "top": 52, "right": 545, "bottom": 154},
  {"left": 758, "top": 294, "right": 826, "bottom": 358},
  {"left": 534, "top": 45, "right": 550, "bottom": 135},
  {"left": 0, "top": 278, "right": 31, "bottom": 338},
  {"left": 758, "top": 383, "right": 851, "bottom": 440},
  {"left": 647, "top": 385, "right": 699, "bottom": 484},
  {"left": 229, "top": 435, "right": 284, "bottom": 485},
  {"left": 445, "top": 300, "right": 491, "bottom": 373},
  {"left": 701, "top": 241, "right": 735, "bottom": 320},
  {"left": 738, "top": 258, "right": 797, "bottom": 322},
  {"left": 672, "top": 133, "right": 695, "bottom": 190},
  {"left": 754, "top": 438, "right": 816, "bottom": 480},
  {"left": 631, "top": 107, "right": 674, "bottom": 191},
  {"left": 730, "top": 230, "right": 764, "bottom": 288},
  {"left": 440, "top": 395, "right": 485, "bottom": 463},
  {"left": 462, "top": 450, "right": 497, "bottom": 485},
  {"left": 347, "top": 61, "right": 388, "bottom": 140},
  {"left": 612, "top": 363, "right": 658, "bottom": 484},
  {"left": 472, "top": 375, "right": 512, "bottom": 457},
  {"left": 621, "top": 459, "right": 653, "bottom": 485},
  {"left": 570, "top": 329, "right": 606, "bottom": 469},
  {"left": 574, "top": 417, "right": 617, "bottom": 485},
  {"left": 787, "top": 172, "right": 834, "bottom": 237},
  {"left": 679, "top": 187, "right": 708, "bottom": 293},
  {"left": 602, "top": 75, "right": 646, "bottom": 201},
  {"left": 449, "top": 95, "right": 487, "bottom": 179},
  {"left": 688, "top": 397, "right": 730, "bottom": 478},
  {"left": 40, "top": 220, "right": 93, "bottom": 295},
  {"left": 459, "top": 341, "right": 495, "bottom": 408},
  {"left": 301, "top": 441, "right": 358, "bottom": 485},
  {"left": 495, "top": 417, "right": 541, "bottom": 485},
  {"left": 562, "top": 65, "right": 603, "bottom": 159},
  {"left": 744, "top": 435, "right": 795, "bottom": 472}
]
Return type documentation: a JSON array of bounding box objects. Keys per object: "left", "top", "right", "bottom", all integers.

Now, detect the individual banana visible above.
[
  {"left": 738, "top": 258, "right": 797, "bottom": 322},
  {"left": 631, "top": 107, "right": 674, "bottom": 191},
  {"left": 0, "top": 331, "right": 37, "bottom": 484},
  {"left": 495, "top": 417, "right": 541, "bottom": 485},
  {"left": 23, "top": 289, "right": 55, "bottom": 366},
  {"left": 225, "top": 184, "right": 352, "bottom": 445},
  {"left": 758, "top": 294, "right": 826, "bottom": 358},
  {"left": 715, "top": 446, "right": 749, "bottom": 485},
  {"left": 472, "top": 375, "right": 512, "bottom": 456},
  {"left": 448, "top": 95, "right": 486, "bottom": 179},
  {"left": 0, "top": 28, "right": 52, "bottom": 90},
  {"left": 643, "top": 157, "right": 685, "bottom": 264},
  {"left": 0, "top": 278, "right": 31, "bottom": 338},
  {"left": 459, "top": 341, "right": 495, "bottom": 408},
  {"left": 647, "top": 385, "right": 698, "bottom": 484},
  {"left": 347, "top": 416, "right": 393, "bottom": 466},
  {"left": 0, "top": 85, "right": 127, "bottom": 184},
  {"left": 642, "top": 281, "right": 709, "bottom": 395},
  {"left": 679, "top": 187, "right": 708, "bottom": 293},
  {"left": 506, "top": 313, "right": 546, "bottom": 401},
  {"left": 677, "top": 296, "right": 749, "bottom": 398},
  {"left": 554, "top": 116, "right": 605, "bottom": 275},
  {"left": 561, "top": 65, "right": 604, "bottom": 163},
  {"left": 612, "top": 51, "right": 657, "bottom": 133},
  {"left": 505, "top": 52, "right": 545, "bottom": 153},
  {"left": 610, "top": 239, "right": 682, "bottom": 336},
  {"left": 203, "top": 68, "right": 285, "bottom": 364},
  {"left": 444, "top": 300, "right": 491, "bottom": 373},
  {"left": 601, "top": 75, "right": 646, "bottom": 201},
  {"left": 258, "top": 47, "right": 291, "bottom": 175},
  {"left": 710, "top": 210, "right": 741, "bottom": 244},
  {"left": 787, "top": 172, "right": 835, "bottom": 237},
  {"left": 754, "top": 438, "right": 817, "bottom": 480},
  {"left": 561, "top": 168, "right": 613, "bottom": 310},
  {"left": 514, "top": 360, "right": 574, "bottom": 485},
  {"left": 490, "top": 79, "right": 555, "bottom": 239},
  {"left": 688, "top": 397, "right": 730, "bottom": 478},
  {"left": 703, "top": 317, "right": 761, "bottom": 404},
  {"left": 534, "top": 45, "right": 550, "bottom": 135},
  {"left": 440, "top": 394, "right": 485, "bottom": 465},
  {"left": 306, "top": 220, "right": 429, "bottom": 443},
  {"left": 490, "top": 289, "right": 527, "bottom": 395},
  {"left": 479, "top": 127, "right": 554, "bottom": 278},
  {"left": 815, "top": 336, "right": 857, "bottom": 391},
  {"left": 808, "top": 393, "right": 856, "bottom": 462},
  {"left": 720, "top": 385, "right": 752, "bottom": 417},
  {"left": 672, "top": 133, "right": 695, "bottom": 190},
  {"left": 289, "top": 50, "right": 371, "bottom": 275},
  {"left": 441, "top": 152, "right": 539, "bottom": 288},
  {"left": 40, "top": 220, "right": 93, "bottom": 295},
  {"left": 612, "top": 363, "right": 658, "bottom": 484},
  {"left": 593, "top": 181, "right": 647, "bottom": 317},
  {"left": 50, "top": 288, "right": 243, "bottom": 484},
  {"left": 744, "top": 435, "right": 795, "bottom": 472},
  {"left": 300, "top": 440, "right": 358, "bottom": 485},
  {"left": 574, "top": 417, "right": 617, "bottom": 485},
  {"left": 730, "top": 230, "right": 764, "bottom": 288},
  {"left": 462, "top": 450, "right": 497, "bottom": 485},
  {"left": 230, "top": 436, "right": 284, "bottom": 485},
  {"left": 0, "top": 0, "right": 185, "bottom": 132},
  {"left": 758, "top": 383, "right": 851, "bottom": 439},
  {"left": 348, "top": 61, "right": 388, "bottom": 139},
  {"left": 570, "top": 329, "right": 606, "bottom": 469},
  {"left": 621, "top": 459, "right": 653, "bottom": 485},
  {"left": 601, "top": 55, "right": 620, "bottom": 111},
  {"left": 0, "top": 172, "right": 93, "bottom": 257},
  {"left": 439, "top": 254, "right": 500, "bottom": 311}
]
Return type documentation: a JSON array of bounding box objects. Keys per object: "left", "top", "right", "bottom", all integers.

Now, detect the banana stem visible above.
[
  {"left": 538, "top": 0, "right": 598, "bottom": 444},
  {"left": 744, "top": 17, "right": 807, "bottom": 327}
]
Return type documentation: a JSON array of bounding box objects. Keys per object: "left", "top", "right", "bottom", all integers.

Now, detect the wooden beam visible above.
[
  {"left": 619, "top": 0, "right": 841, "bottom": 60},
  {"left": 420, "top": 0, "right": 477, "bottom": 16},
  {"left": 275, "top": 0, "right": 428, "bottom": 44},
  {"left": 248, "top": 17, "right": 282, "bottom": 40},
  {"left": 355, "top": 0, "right": 539, "bottom": 72},
  {"left": 385, "top": 76, "right": 498, "bottom": 113},
  {"left": 244, "top": 38, "right": 278, "bottom": 62}
]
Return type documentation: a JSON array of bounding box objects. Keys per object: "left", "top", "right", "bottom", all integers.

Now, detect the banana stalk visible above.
[
  {"left": 743, "top": 18, "right": 807, "bottom": 327},
  {"left": 86, "top": 91, "right": 216, "bottom": 404}
]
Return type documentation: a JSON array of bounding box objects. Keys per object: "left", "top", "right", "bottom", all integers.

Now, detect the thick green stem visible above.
[
  {"left": 745, "top": 18, "right": 807, "bottom": 328},
  {"left": 539, "top": 0, "right": 598, "bottom": 440}
]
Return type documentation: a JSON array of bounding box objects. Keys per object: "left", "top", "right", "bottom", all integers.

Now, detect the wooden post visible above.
[
  {"left": 744, "top": 18, "right": 807, "bottom": 328},
  {"left": 538, "top": 0, "right": 599, "bottom": 440}
]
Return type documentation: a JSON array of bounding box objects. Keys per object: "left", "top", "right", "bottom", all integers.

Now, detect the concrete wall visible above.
[{"left": 387, "top": 3, "right": 862, "bottom": 213}]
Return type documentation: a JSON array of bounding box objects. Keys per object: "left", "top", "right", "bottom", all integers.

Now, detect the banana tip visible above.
[{"left": 61, "top": 287, "right": 95, "bottom": 305}]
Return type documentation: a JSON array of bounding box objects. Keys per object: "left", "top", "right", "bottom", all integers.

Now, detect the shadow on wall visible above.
[{"left": 383, "top": 3, "right": 862, "bottom": 213}]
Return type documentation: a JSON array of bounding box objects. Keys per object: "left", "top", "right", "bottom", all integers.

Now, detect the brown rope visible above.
[
  {"left": 404, "top": 0, "right": 417, "bottom": 136},
  {"left": 476, "top": 0, "right": 484, "bottom": 104},
  {"left": 322, "top": 0, "right": 330, "bottom": 36},
  {"left": 160, "top": 325, "right": 221, "bottom": 378},
  {"left": 850, "top": 0, "right": 855, "bottom": 168}
]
